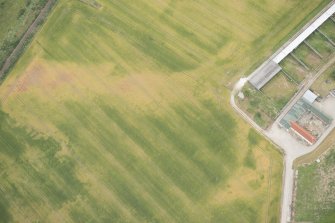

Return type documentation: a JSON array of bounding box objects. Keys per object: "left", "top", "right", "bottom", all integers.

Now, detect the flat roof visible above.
[
  {"left": 248, "top": 60, "right": 282, "bottom": 90},
  {"left": 273, "top": 3, "right": 335, "bottom": 63},
  {"left": 303, "top": 90, "right": 318, "bottom": 104}
]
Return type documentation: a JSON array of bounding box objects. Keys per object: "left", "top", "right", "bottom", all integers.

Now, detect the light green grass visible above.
[
  {"left": 294, "top": 147, "right": 335, "bottom": 223},
  {"left": 262, "top": 72, "right": 297, "bottom": 110},
  {"left": 294, "top": 43, "right": 323, "bottom": 70},
  {"left": 307, "top": 31, "right": 334, "bottom": 58},
  {"left": 0, "top": 0, "right": 332, "bottom": 222},
  {"left": 320, "top": 19, "right": 335, "bottom": 42},
  {"left": 311, "top": 62, "right": 335, "bottom": 97},
  {"left": 280, "top": 55, "right": 309, "bottom": 83}
]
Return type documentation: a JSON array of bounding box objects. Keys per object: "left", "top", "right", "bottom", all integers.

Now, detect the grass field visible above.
[
  {"left": 294, "top": 43, "right": 323, "bottom": 70},
  {"left": 311, "top": 62, "right": 335, "bottom": 97},
  {"left": 320, "top": 19, "right": 335, "bottom": 42},
  {"left": 262, "top": 72, "right": 298, "bottom": 109},
  {"left": 307, "top": 31, "right": 334, "bottom": 58},
  {"left": 292, "top": 18, "right": 335, "bottom": 72},
  {"left": 280, "top": 55, "right": 309, "bottom": 83},
  {"left": 0, "top": 0, "right": 332, "bottom": 222},
  {"left": 0, "top": 0, "right": 48, "bottom": 67},
  {"left": 294, "top": 146, "right": 335, "bottom": 223}
]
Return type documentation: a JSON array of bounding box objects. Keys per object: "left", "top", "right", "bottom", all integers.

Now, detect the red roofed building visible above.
[{"left": 290, "top": 121, "right": 317, "bottom": 145}]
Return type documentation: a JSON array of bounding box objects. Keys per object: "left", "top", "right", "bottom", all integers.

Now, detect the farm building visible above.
[
  {"left": 290, "top": 121, "right": 317, "bottom": 145},
  {"left": 279, "top": 98, "right": 332, "bottom": 145},
  {"left": 248, "top": 3, "right": 335, "bottom": 90},
  {"left": 248, "top": 60, "right": 282, "bottom": 90},
  {"left": 302, "top": 90, "right": 318, "bottom": 104}
]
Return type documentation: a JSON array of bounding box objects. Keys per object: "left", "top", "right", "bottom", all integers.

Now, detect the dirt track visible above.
[{"left": 0, "top": 0, "right": 57, "bottom": 79}]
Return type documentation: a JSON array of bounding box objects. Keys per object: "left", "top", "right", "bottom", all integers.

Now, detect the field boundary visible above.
[
  {"left": 0, "top": 0, "right": 58, "bottom": 82},
  {"left": 294, "top": 129, "right": 335, "bottom": 167}
]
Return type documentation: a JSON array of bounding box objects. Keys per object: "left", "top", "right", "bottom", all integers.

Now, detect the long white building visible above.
[{"left": 249, "top": 2, "right": 335, "bottom": 90}]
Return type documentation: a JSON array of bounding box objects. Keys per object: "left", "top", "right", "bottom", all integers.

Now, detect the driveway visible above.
[{"left": 230, "top": 57, "right": 335, "bottom": 222}]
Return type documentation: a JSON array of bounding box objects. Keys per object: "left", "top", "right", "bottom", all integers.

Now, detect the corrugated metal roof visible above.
[
  {"left": 249, "top": 60, "right": 281, "bottom": 90},
  {"left": 290, "top": 121, "right": 316, "bottom": 144}
]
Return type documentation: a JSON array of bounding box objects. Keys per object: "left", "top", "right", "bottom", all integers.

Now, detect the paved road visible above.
[
  {"left": 230, "top": 1, "right": 335, "bottom": 221},
  {"left": 230, "top": 85, "right": 334, "bottom": 223},
  {"left": 230, "top": 53, "right": 335, "bottom": 223}
]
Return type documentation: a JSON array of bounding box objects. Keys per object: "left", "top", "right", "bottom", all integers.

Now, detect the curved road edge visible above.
[{"left": 230, "top": 78, "right": 291, "bottom": 223}]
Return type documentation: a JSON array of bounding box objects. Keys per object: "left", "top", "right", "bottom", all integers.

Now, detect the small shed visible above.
[{"left": 302, "top": 90, "right": 318, "bottom": 104}]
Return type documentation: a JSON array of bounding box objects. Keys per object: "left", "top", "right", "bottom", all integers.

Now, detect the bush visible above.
[
  {"left": 331, "top": 70, "right": 335, "bottom": 81},
  {"left": 26, "top": 0, "right": 32, "bottom": 7},
  {"left": 244, "top": 89, "right": 251, "bottom": 97},
  {"left": 17, "top": 8, "right": 26, "bottom": 18},
  {"left": 254, "top": 112, "right": 264, "bottom": 126}
]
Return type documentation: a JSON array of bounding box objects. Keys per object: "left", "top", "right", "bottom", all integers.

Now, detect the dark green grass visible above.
[
  {"left": 0, "top": 199, "right": 12, "bottom": 223},
  {"left": 239, "top": 83, "right": 280, "bottom": 128},
  {"left": 0, "top": 109, "right": 85, "bottom": 216},
  {"left": 0, "top": 0, "right": 48, "bottom": 67}
]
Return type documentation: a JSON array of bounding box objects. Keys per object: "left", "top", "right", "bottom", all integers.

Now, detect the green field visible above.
[
  {"left": 294, "top": 147, "right": 335, "bottom": 223},
  {"left": 0, "top": 0, "right": 332, "bottom": 222}
]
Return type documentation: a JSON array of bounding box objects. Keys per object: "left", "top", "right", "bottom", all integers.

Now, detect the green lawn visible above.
[
  {"left": 294, "top": 146, "right": 335, "bottom": 223},
  {"left": 307, "top": 31, "right": 334, "bottom": 58},
  {"left": 262, "top": 72, "right": 297, "bottom": 110},
  {"left": 280, "top": 55, "right": 309, "bottom": 83},
  {"left": 0, "top": 0, "right": 332, "bottom": 222},
  {"left": 294, "top": 43, "right": 322, "bottom": 70},
  {"left": 320, "top": 19, "right": 335, "bottom": 42}
]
